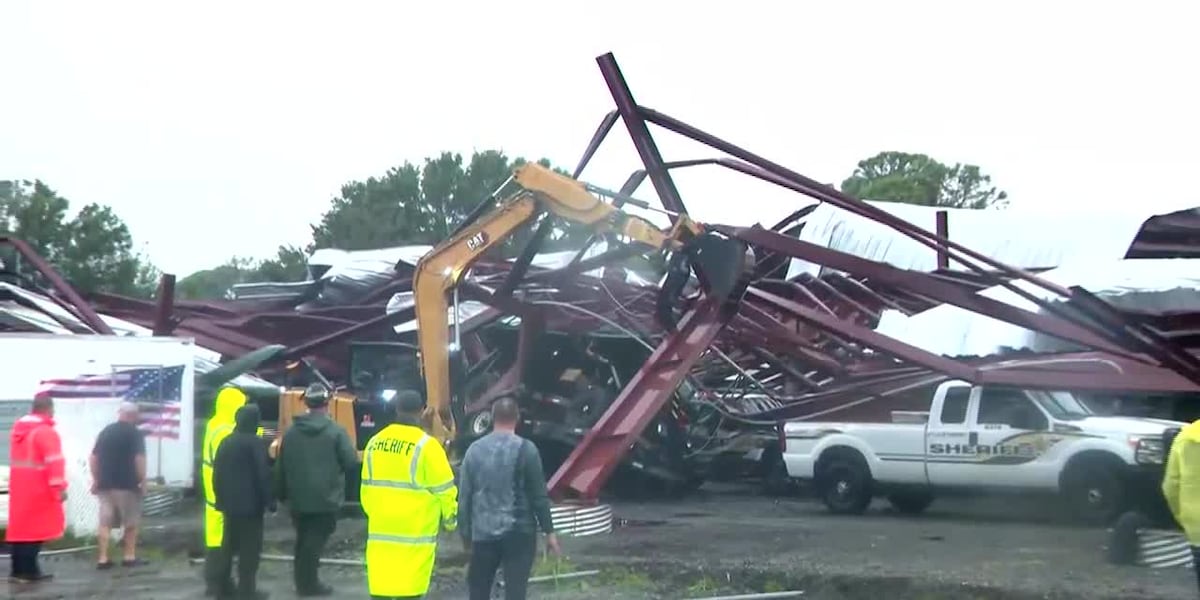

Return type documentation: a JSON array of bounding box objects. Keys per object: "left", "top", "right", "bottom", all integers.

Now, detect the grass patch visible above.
[
  {"left": 0, "top": 530, "right": 93, "bottom": 553},
  {"left": 531, "top": 554, "right": 576, "bottom": 578},
  {"left": 685, "top": 573, "right": 721, "bottom": 595},
  {"left": 597, "top": 567, "right": 655, "bottom": 591},
  {"left": 761, "top": 577, "right": 788, "bottom": 593}
]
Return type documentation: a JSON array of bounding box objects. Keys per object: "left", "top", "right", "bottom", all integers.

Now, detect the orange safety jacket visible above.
[{"left": 6, "top": 413, "right": 67, "bottom": 542}]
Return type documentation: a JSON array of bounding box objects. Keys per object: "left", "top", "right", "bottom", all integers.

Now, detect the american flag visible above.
[{"left": 35, "top": 365, "right": 186, "bottom": 439}]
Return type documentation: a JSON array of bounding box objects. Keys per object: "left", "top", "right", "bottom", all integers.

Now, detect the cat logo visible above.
[{"left": 466, "top": 232, "right": 488, "bottom": 251}]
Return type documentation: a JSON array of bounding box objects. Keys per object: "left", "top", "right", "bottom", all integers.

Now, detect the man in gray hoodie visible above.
[
  {"left": 459, "top": 397, "right": 560, "bottom": 600},
  {"left": 273, "top": 384, "right": 357, "bottom": 597}
]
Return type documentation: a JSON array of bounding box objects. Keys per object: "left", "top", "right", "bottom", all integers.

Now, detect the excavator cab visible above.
[{"left": 347, "top": 341, "right": 425, "bottom": 450}]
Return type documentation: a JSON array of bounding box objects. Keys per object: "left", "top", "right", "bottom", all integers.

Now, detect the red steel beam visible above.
[
  {"left": 750, "top": 285, "right": 1200, "bottom": 396},
  {"left": 637, "top": 107, "right": 1075, "bottom": 298},
  {"left": 726, "top": 225, "right": 1143, "bottom": 360},
  {"left": 548, "top": 292, "right": 733, "bottom": 501},
  {"left": 280, "top": 306, "right": 418, "bottom": 361},
  {"left": 629, "top": 105, "right": 1200, "bottom": 374},
  {"left": 734, "top": 303, "right": 845, "bottom": 373},
  {"left": 978, "top": 366, "right": 1200, "bottom": 393},
  {"left": 466, "top": 311, "right": 545, "bottom": 414},
  {"left": 152, "top": 273, "right": 177, "bottom": 336},
  {"left": 1, "top": 236, "right": 114, "bottom": 334},
  {"left": 1065, "top": 286, "right": 1200, "bottom": 385},
  {"left": 935, "top": 210, "right": 950, "bottom": 270},
  {"left": 748, "top": 287, "right": 977, "bottom": 380},
  {"left": 596, "top": 53, "right": 688, "bottom": 218}
]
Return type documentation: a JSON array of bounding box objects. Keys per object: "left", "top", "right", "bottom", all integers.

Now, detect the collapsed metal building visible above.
[{"left": 5, "top": 52, "right": 1200, "bottom": 501}]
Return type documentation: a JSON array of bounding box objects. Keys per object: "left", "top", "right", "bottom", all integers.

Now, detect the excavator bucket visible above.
[
  {"left": 686, "top": 232, "right": 752, "bottom": 303},
  {"left": 656, "top": 232, "right": 752, "bottom": 331}
]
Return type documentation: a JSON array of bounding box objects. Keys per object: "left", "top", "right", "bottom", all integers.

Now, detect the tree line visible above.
[{"left": 0, "top": 150, "right": 1007, "bottom": 301}]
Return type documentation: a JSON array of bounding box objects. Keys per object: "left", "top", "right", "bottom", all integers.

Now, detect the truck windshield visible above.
[{"left": 1030, "top": 391, "right": 1092, "bottom": 420}]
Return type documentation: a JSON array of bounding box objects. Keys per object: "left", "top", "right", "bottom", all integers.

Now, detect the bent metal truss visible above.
[{"left": 15, "top": 53, "right": 1196, "bottom": 503}]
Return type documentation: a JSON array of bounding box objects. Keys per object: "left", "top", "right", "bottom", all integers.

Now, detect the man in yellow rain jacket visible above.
[
  {"left": 360, "top": 390, "right": 457, "bottom": 599},
  {"left": 1163, "top": 422, "right": 1200, "bottom": 592},
  {"left": 202, "top": 387, "right": 261, "bottom": 597}
]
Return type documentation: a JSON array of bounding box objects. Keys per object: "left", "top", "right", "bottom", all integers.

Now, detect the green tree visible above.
[
  {"left": 840, "top": 151, "right": 1008, "bottom": 209},
  {"left": 176, "top": 246, "right": 309, "bottom": 300},
  {"left": 182, "top": 150, "right": 598, "bottom": 300},
  {"left": 310, "top": 150, "right": 588, "bottom": 253},
  {"left": 0, "top": 180, "right": 158, "bottom": 297},
  {"left": 176, "top": 257, "right": 257, "bottom": 300},
  {"left": 254, "top": 245, "right": 308, "bottom": 282},
  {"left": 0, "top": 180, "right": 72, "bottom": 263}
]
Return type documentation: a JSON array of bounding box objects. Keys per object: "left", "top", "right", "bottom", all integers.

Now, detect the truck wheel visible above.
[
  {"left": 887, "top": 490, "right": 935, "bottom": 515},
  {"left": 817, "top": 454, "right": 873, "bottom": 515},
  {"left": 1062, "top": 460, "right": 1127, "bottom": 524},
  {"left": 466, "top": 409, "right": 493, "bottom": 438}
]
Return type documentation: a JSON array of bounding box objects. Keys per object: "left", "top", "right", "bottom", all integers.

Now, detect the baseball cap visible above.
[
  {"left": 394, "top": 390, "right": 425, "bottom": 413},
  {"left": 303, "top": 383, "right": 330, "bottom": 408}
]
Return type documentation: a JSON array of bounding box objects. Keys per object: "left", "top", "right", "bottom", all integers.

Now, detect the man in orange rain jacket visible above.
[{"left": 6, "top": 395, "right": 67, "bottom": 584}]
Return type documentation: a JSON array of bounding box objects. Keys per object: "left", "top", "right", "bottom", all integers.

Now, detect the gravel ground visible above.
[{"left": 4, "top": 483, "right": 1196, "bottom": 599}]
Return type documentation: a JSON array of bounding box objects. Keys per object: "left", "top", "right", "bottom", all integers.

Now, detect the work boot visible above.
[
  {"left": 297, "top": 582, "right": 334, "bottom": 597},
  {"left": 8, "top": 573, "right": 53, "bottom": 585},
  {"left": 205, "top": 580, "right": 235, "bottom": 597}
]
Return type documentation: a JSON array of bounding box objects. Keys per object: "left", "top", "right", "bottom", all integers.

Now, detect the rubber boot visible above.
[{"left": 203, "top": 548, "right": 234, "bottom": 597}]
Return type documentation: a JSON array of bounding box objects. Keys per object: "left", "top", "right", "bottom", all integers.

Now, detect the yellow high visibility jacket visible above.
[
  {"left": 201, "top": 387, "right": 261, "bottom": 548},
  {"left": 360, "top": 423, "right": 457, "bottom": 597},
  {"left": 1164, "top": 421, "right": 1200, "bottom": 543}
]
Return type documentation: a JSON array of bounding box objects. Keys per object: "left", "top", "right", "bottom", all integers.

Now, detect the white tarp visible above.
[
  {"left": 786, "top": 201, "right": 1193, "bottom": 279},
  {"left": 385, "top": 291, "right": 494, "bottom": 335},
  {"left": 874, "top": 259, "right": 1200, "bottom": 357}
]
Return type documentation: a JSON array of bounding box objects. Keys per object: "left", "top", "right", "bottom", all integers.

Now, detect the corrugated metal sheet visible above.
[
  {"left": 1137, "top": 529, "right": 1193, "bottom": 568},
  {"left": 786, "top": 201, "right": 1196, "bottom": 279},
  {"left": 875, "top": 259, "right": 1200, "bottom": 357}
]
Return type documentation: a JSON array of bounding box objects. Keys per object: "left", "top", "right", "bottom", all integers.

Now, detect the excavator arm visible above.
[{"left": 412, "top": 164, "right": 705, "bottom": 444}]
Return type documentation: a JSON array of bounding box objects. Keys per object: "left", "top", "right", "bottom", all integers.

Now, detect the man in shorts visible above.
[{"left": 89, "top": 402, "right": 148, "bottom": 569}]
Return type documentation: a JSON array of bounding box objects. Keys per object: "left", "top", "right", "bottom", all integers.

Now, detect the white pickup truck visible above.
[{"left": 781, "top": 381, "right": 1182, "bottom": 523}]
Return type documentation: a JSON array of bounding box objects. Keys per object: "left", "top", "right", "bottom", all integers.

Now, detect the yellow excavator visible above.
[
  {"left": 412, "top": 163, "right": 713, "bottom": 446},
  {"left": 271, "top": 163, "right": 739, "bottom": 460}
]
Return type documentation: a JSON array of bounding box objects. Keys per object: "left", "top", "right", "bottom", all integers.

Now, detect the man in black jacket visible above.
[
  {"left": 212, "top": 404, "right": 275, "bottom": 600},
  {"left": 273, "top": 383, "right": 357, "bottom": 597}
]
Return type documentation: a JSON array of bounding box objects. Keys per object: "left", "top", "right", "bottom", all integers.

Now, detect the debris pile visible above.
[{"left": 4, "top": 53, "right": 1200, "bottom": 499}]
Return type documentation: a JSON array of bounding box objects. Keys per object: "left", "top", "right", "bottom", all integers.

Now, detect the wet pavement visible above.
[{"left": 4, "top": 483, "right": 1196, "bottom": 599}]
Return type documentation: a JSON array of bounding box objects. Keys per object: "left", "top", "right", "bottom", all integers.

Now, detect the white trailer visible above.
[{"left": 0, "top": 333, "right": 196, "bottom": 536}]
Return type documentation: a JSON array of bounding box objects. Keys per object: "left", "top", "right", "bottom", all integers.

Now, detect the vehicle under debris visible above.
[{"left": 2, "top": 52, "right": 1199, "bottom": 505}]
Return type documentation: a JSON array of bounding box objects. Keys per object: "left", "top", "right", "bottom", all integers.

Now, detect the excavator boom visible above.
[{"left": 411, "top": 164, "right": 736, "bottom": 448}]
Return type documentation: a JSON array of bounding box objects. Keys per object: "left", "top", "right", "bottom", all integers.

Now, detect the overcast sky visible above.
[{"left": 1, "top": 1, "right": 1197, "bottom": 277}]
